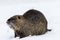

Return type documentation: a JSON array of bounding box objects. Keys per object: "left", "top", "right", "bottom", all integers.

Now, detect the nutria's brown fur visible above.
[{"left": 6, "top": 9, "right": 51, "bottom": 38}]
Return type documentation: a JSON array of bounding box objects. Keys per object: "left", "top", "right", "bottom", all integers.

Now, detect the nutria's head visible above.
[{"left": 6, "top": 15, "right": 26, "bottom": 31}]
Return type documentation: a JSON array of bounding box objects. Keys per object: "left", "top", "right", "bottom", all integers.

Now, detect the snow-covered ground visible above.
[{"left": 0, "top": 0, "right": 60, "bottom": 40}]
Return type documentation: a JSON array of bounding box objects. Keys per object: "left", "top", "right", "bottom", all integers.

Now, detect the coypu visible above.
[{"left": 6, "top": 9, "right": 51, "bottom": 38}]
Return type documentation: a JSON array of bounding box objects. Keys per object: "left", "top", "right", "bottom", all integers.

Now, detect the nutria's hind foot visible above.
[
  {"left": 20, "top": 34, "right": 26, "bottom": 38},
  {"left": 15, "top": 32, "right": 26, "bottom": 38},
  {"left": 19, "top": 32, "right": 27, "bottom": 38}
]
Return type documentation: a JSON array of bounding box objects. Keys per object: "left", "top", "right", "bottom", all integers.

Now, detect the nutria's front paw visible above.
[{"left": 15, "top": 32, "right": 18, "bottom": 38}]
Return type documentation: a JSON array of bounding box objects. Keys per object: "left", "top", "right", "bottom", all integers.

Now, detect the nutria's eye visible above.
[{"left": 18, "top": 16, "right": 21, "bottom": 19}]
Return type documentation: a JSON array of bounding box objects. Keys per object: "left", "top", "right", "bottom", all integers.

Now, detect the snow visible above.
[{"left": 0, "top": 0, "right": 60, "bottom": 40}]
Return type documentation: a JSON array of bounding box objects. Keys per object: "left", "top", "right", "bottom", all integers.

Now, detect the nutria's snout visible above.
[
  {"left": 6, "top": 15, "right": 21, "bottom": 24},
  {"left": 6, "top": 15, "right": 22, "bottom": 28},
  {"left": 7, "top": 17, "right": 16, "bottom": 24}
]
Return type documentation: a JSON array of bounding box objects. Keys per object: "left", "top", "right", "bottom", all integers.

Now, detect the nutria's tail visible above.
[{"left": 47, "top": 29, "right": 52, "bottom": 31}]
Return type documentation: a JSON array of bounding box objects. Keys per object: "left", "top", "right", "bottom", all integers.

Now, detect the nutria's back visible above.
[{"left": 23, "top": 9, "right": 47, "bottom": 24}]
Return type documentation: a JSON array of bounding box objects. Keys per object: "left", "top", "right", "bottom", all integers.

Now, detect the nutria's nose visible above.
[
  {"left": 7, "top": 19, "right": 11, "bottom": 21},
  {"left": 7, "top": 17, "right": 16, "bottom": 21},
  {"left": 6, "top": 17, "right": 16, "bottom": 24}
]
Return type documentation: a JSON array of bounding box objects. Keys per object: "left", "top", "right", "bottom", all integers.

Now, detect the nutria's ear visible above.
[{"left": 17, "top": 16, "right": 21, "bottom": 19}]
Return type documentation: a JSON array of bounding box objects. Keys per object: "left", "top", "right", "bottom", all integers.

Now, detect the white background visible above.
[{"left": 0, "top": 0, "right": 60, "bottom": 40}]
